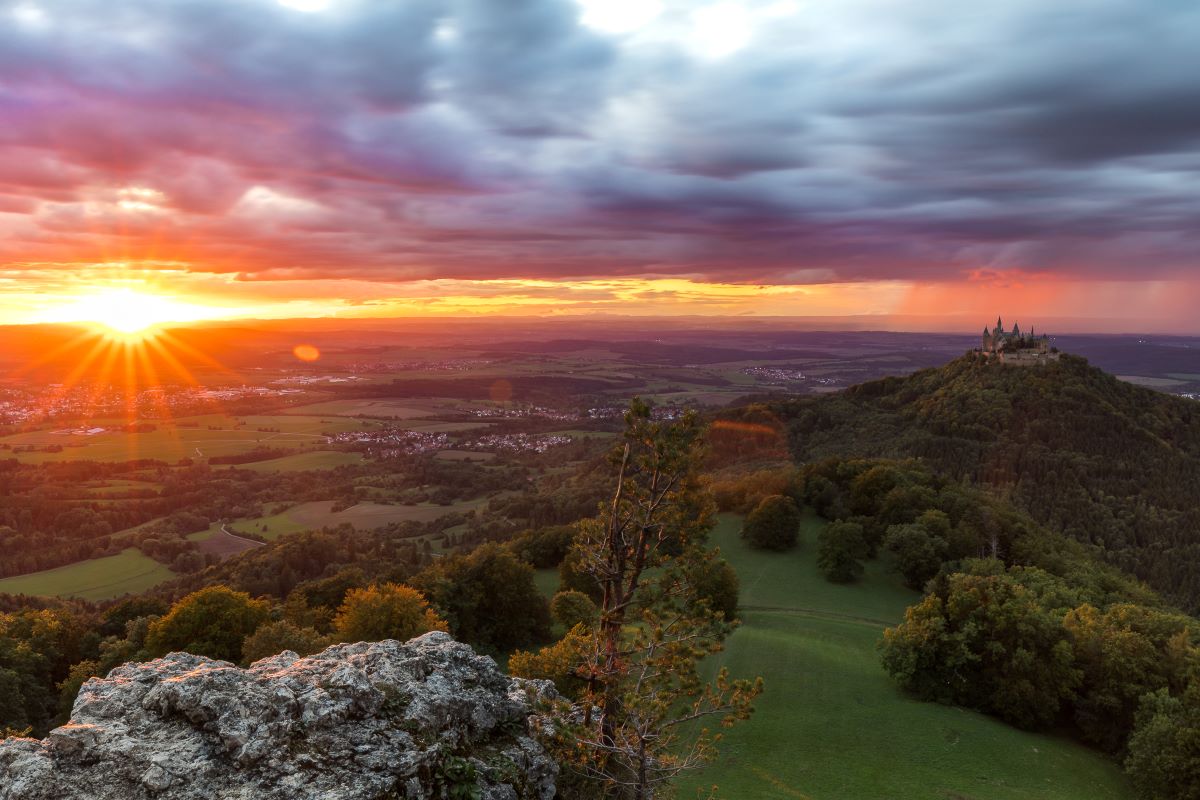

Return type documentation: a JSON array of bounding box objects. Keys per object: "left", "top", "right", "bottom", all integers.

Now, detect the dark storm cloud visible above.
[{"left": 0, "top": 0, "right": 1197, "bottom": 284}]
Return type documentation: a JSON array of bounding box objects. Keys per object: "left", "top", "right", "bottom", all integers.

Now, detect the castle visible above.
[{"left": 980, "top": 317, "right": 1058, "bottom": 364}]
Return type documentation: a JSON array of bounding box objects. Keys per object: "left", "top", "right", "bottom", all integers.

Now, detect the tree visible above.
[
  {"left": 683, "top": 554, "right": 740, "bottom": 621},
  {"left": 241, "top": 620, "right": 329, "bottom": 665},
  {"left": 522, "top": 398, "right": 761, "bottom": 799},
  {"left": 880, "top": 571, "right": 1079, "bottom": 729},
  {"left": 884, "top": 522, "right": 947, "bottom": 590},
  {"left": 560, "top": 543, "right": 602, "bottom": 601},
  {"left": 1125, "top": 685, "right": 1200, "bottom": 800},
  {"left": 551, "top": 591, "right": 599, "bottom": 630},
  {"left": 410, "top": 543, "right": 552, "bottom": 652},
  {"left": 145, "top": 586, "right": 270, "bottom": 663},
  {"left": 332, "top": 583, "right": 447, "bottom": 643},
  {"left": 742, "top": 494, "right": 802, "bottom": 551},
  {"left": 1063, "top": 603, "right": 1196, "bottom": 752},
  {"left": 817, "top": 520, "right": 867, "bottom": 583}
]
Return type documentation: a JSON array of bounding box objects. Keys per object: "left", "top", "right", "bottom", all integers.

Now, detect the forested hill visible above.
[{"left": 768, "top": 352, "right": 1200, "bottom": 611}]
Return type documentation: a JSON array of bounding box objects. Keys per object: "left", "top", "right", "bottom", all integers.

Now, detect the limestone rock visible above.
[{"left": 0, "top": 632, "right": 558, "bottom": 800}]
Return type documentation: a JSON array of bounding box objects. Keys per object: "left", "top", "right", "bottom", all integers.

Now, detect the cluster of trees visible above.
[
  {"left": 881, "top": 563, "right": 1200, "bottom": 798},
  {"left": 771, "top": 353, "right": 1200, "bottom": 611},
  {"left": 717, "top": 453, "right": 1200, "bottom": 797}
]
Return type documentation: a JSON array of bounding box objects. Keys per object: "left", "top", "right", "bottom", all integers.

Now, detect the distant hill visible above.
[{"left": 768, "top": 352, "right": 1200, "bottom": 611}]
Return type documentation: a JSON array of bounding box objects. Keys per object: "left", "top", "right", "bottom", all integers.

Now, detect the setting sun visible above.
[{"left": 39, "top": 289, "right": 227, "bottom": 336}]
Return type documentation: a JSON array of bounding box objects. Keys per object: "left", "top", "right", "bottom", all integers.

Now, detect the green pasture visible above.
[
  {"left": 0, "top": 413, "right": 364, "bottom": 464},
  {"left": 227, "top": 497, "right": 490, "bottom": 540},
  {"left": 434, "top": 449, "right": 496, "bottom": 462},
  {"left": 533, "top": 568, "right": 560, "bottom": 599},
  {"left": 677, "top": 514, "right": 1133, "bottom": 800},
  {"left": 224, "top": 450, "right": 364, "bottom": 473},
  {"left": 0, "top": 548, "right": 174, "bottom": 601},
  {"left": 280, "top": 399, "right": 441, "bottom": 419}
]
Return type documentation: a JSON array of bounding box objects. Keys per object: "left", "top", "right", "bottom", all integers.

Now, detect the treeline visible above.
[
  {"left": 765, "top": 353, "right": 1200, "bottom": 611},
  {"left": 0, "top": 454, "right": 537, "bottom": 579}
]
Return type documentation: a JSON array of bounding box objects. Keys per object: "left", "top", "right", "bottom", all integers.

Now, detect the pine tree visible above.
[{"left": 527, "top": 399, "right": 762, "bottom": 799}]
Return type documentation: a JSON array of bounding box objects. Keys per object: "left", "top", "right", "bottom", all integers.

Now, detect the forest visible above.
[{"left": 767, "top": 353, "right": 1200, "bottom": 611}]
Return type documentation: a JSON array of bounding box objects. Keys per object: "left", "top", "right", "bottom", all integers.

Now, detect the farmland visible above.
[{"left": 0, "top": 548, "right": 175, "bottom": 602}]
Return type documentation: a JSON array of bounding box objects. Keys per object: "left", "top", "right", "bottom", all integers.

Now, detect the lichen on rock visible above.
[{"left": 0, "top": 632, "right": 558, "bottom": 800}]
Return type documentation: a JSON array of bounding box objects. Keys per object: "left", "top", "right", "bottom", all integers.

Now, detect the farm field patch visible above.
[{"left": 0, "top": 548, "right": 175, "bottom": 601}]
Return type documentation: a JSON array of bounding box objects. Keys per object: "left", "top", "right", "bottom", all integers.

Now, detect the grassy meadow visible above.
[
  {"left": 676, "top": 514, "right": 1133, "bottom": 800},
  {"left": 228, "top": 497, "right": 492, "bottom": 540},
  {"left": 0, "top": 548, "right": 175, "bottom": 601},
  {"left": 0, "top": 413, "right": 365, "bottom": 464}
]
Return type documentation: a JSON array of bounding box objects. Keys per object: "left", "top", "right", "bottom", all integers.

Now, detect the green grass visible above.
[
  {"left": 224, "top": 450, "right": 365, "bottom": 473},
  {"left": 227, "top": 498, "right": 492, "bottom": 540},
  {"left": 1, "top": 413, "right": 365, "bottom": 463},
  {"left": 0, "top": 548, "right": 175, "bottom": 601},
  {"left": 533, "top": 567, "right": 560, "bottom": 599},
  {"left": 676, "top": 514, "right": 1133, "bottom": 800},
  {"left": 434, "top": 449, "right": 497, "bottom": 462}
]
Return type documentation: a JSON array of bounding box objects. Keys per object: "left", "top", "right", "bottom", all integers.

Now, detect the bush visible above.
[{"left": 742, "top": 495, "right": 801, "bottom": 551}]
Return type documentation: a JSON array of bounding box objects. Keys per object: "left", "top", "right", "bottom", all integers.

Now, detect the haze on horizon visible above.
[{"left": 1, "top": 0, "right": 1198, "bottom": 331}]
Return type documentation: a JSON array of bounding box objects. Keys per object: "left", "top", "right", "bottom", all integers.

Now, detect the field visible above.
[
  {"left": 677, "top": 514, "right": 1133, "bottom": 800},
  {"left": 0, "top": 413, "right": 366, "bottom": 464},
  {"left": 228, "top": 498, "right": 491, "bottom": 540},
  {"left": 0, "top": 548, "right": 175, "bottom": 601},
  {"left": 223, "top": 450, "right": 364, "bottom": 473}
]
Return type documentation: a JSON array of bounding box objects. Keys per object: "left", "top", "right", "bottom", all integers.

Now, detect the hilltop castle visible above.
[{"left": 980, "top": 317, "right": 1058, "bottom": 364}]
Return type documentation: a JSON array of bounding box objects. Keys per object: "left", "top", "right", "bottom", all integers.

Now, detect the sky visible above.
[{"left": 1, "top": 0, "right": 1199, "bottom": 330}]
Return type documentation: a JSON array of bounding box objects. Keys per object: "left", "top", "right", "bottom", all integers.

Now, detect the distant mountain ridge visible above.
[{"left": 770, "top": 352, "right": 1200, "bottom": 611}]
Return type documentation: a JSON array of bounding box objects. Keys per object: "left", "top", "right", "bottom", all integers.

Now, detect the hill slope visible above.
[
  {"left": 678, "top": 515, "right": 1132, "bottom": 800},
  {"left": 770, "top": 353, "right": 1200, "bottom": 610}
]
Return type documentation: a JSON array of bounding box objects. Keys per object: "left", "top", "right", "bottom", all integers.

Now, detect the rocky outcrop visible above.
[{"left": 0, "top": 632, "right": 558, "bottom": 800}]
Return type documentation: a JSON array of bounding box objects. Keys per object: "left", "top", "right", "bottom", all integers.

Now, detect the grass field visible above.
[
  {"left": 224, "top": 450, "right": 364, "bottom": 473},
  {"left": 533, "top": 567, "right": 560, "bottom": 599},
  {"left": 0, "top": 548, "right": 175, "bottom": 601},
  {"left": 228, "top": 497, "right": 491, "bottom": 540},
  {"left": 280, "top": 399, "right": 440, "bottom": 419},
  {"left": 434, "top": 449, "right": 497, "bottom": 462},
  {"left": 676, "top": 514, "right": 1133, "bottom": 800},
  {"left": 1, "top": 413, "right": 365, "bottom": 463}
]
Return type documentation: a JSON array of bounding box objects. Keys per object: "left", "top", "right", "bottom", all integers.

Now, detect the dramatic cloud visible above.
[{"left": 0, "top": 0, "right": 1198, "bottom": 317}]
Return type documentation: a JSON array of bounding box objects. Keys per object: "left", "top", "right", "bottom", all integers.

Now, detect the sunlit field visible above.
[{"left": 0, "top": 548, "right": 175, "bottom": 602}]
